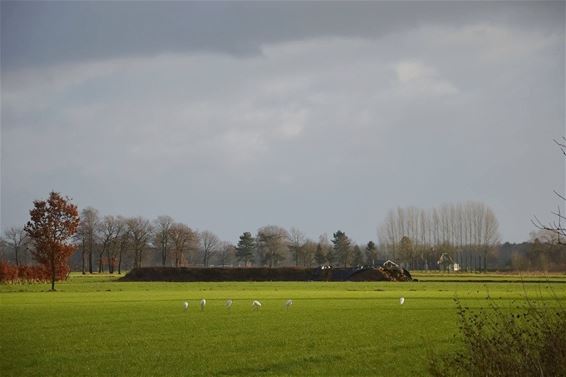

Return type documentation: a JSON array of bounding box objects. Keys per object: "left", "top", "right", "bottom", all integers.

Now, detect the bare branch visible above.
[
  {"left": 554, "top": 137, "right": 566, "bottom": 156},
  {"left": 553, "top": 190, "right": 566, "bottom": 202}
]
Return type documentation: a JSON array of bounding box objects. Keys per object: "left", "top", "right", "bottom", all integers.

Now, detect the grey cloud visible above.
[
  {"left": 1, "top": 2, "right": 564, "bottom": 244},
  {"left": 1, "top": 1, "right": 563, "bottom": 71},
  {"left": 2, "top": 19, "right": 563, "bottom": 244}
]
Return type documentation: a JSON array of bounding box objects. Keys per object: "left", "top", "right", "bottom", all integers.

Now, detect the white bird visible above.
[
  {"left": 251, "top": 300, "right": 262, "bottom": 310},
  {"left": 400, "top": 297, "right": 405, "bottom": 305},
  {"left": 285, "top": 299, "right": 293, "bottom": 310},
  {"left": 200, "top": 298, "right": 207, "bottom": 311},
  {"left": 225, "top": 299, "right": 233, "bottom": 310},
  {"left": 183, "top": 301, "right": 189, "bottom": 311}
]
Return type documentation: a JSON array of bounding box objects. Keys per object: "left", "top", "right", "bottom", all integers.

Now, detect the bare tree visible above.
[
  {"left": 317, "top": 233, "right": 333, "bottom": 265},
  {"left": 0, "top": 238, "right": 7, "bottom": 262},
  {"left": 399, "top": 236, "right": 414, "bottom": 268},
  {"left": 200, "top": 230, "right": 220, "bottom": 267},
  {"left": 216, "top": 242, "right": 235, "bottom": 267},
  {"left": 116, "top": 216, "right": 129, "bottom": 274},
  {"left": 530, "top": 229, "right": 561, "bottom": 244},
  {"left": 528, "top": 229, "right": 561, "bottom": 270},
  {"left": 153, "top": 215, "right": 174, "bottom": 266},
  {"left": 97, "top": 215, "right": 121, "bottom": 273},
  {"left": 126, "top": 217, "right": 152, "bottom": 268},
  {"left": 508, "top": 139, "right": 566, "bottom": 271},
  {"left": 533, "top": 138, "right": 566, "bottom": 242},
  {"left": 107, "top": 217, "right": 126, "bottom": 273},
  {"left": 288, "top": 227, "right": 306, "bottom": 266},
  {"left": 378, "top": 201, "right": 500, "bottom": 271},
  {"left": 77, "top": 207, "right": 100, "bottom": 274},
  {"left": 478, "top": 202, "right": 500, "bottom": 271},
  {"left": 256, "top": 225, "right": 289, "bottom": 268},
  {"left": 302, "top": 240, "right": 317, "bottom": 267},
  {"left": 377, "top": 209, "right": 400, "bottom": 260},
  {"left": 4, "top": 226, "right": 30, "bottom": 266},
  {"left": 169, "top": 223, "right": 197, "bottom": 267}
]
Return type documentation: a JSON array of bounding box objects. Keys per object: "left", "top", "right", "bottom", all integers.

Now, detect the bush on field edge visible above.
[{"left": 429, "top": 289, "right": 566, "bottom": 377}]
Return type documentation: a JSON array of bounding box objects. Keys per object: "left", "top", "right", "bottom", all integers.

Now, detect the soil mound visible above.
[{"left": 120, "top": 266, "right": 413, "bottom": 282}]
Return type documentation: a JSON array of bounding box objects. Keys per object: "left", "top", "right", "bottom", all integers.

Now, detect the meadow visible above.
[{"left": 1, "top": 273, "right": 565, "bottom": 376}]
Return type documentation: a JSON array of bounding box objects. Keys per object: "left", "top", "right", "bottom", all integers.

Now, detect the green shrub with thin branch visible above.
[{"left": 430, "top": 288, "right": 566, "bottom": 377}]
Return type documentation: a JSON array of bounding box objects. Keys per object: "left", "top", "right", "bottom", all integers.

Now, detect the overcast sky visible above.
[{"left": 1, "top": 1, "right": 564, "bottom": 244}]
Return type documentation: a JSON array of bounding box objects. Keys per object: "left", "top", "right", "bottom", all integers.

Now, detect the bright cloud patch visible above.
[{"left": 394, "top": 61, "right": 458, "bottom": 97}]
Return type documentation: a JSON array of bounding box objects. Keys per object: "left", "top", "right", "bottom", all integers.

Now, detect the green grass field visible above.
[{"left": 1, "top": 273, "right": 565, "bottom": 376}]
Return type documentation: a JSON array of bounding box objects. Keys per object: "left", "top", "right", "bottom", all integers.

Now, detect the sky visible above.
[{"left": 1, "top": 1, "right": 564, "bottom": 245}]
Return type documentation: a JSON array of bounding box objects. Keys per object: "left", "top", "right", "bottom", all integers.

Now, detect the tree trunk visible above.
[
  {"left": 50, "top": 250, "right": 56, "bottom": 291},
  {"left": 137, "top": 249, "right": 143, "bottom": 268},
  {"left": 88, "top": 247, "right": 93, "bottom": 274},
  {"left": 81, "top": 241, "right": 86, "bottom": 274},
  {"left": 106, "top": 247, "right": 112, "bottom": 273},
  {"left": 14, "top": 246, "right": 19, "bottom": 266},
  {"left": 82, "top": 254, "right": 85, "bottom": 274}
]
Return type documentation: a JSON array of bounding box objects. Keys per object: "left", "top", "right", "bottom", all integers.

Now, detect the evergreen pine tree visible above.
[{"left": 235, "top": 232, "right": 255, "bottom": 266}]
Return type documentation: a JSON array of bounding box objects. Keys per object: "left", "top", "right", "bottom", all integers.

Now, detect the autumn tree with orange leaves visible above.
[{"left": 24, "top": 192, "right": 80, "bottom": 290}]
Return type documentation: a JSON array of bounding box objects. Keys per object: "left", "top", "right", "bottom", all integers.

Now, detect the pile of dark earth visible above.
[{"left": 120, "top": 266, "right": 413, "bottom": 282}]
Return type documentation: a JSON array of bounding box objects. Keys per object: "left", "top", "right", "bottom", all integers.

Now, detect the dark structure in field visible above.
[{"left": 121, "top": 264, "right": 413, "bottom": 282}]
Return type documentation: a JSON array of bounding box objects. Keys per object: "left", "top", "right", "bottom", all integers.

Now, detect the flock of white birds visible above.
[
  {"left": 182, "top": 298, "right": 274, "bottom": 312},
  {"left": 182, "top": 297, "right": 405, "bottom": 312}
]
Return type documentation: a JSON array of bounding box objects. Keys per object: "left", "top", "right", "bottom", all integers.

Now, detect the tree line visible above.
[
  {"left": 503, "top": 229, "right": 566, "bottom": 271},
  {"left": 2, "top": 195, "right": 566, "bottom": 283},
  {"left": 378, "top": 201, "right": 501, "bottom": 271},
  {"left": 0, "top": 204, "right": 381, "bottom": 274}
]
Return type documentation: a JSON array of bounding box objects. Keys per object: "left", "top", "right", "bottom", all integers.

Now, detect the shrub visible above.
[
  {"left": 0, "top": 261, "right": 50, "bottom": 284},
  {"left": 429, "top": 290, "right": 566, "bottom": 377}
]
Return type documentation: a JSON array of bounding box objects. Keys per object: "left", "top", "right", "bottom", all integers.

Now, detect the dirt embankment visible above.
[{"left": 120, "top": 267, "right": 413, "bottom": 282}]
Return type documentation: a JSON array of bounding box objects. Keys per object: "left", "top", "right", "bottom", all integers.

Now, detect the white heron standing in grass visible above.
[
  {"left": 183, "top": 301, "right": 189, "bottom": 311},
  {"left": 400, "top": 297, "right": 405, "bottom": 305},
  {"left": 200, "top": 298, "right": 207, "bottom": 311},
  {"left": 225, "top": 299, "right": 233, "bottom": 310},
  {"left": 285, "top": 299, "right": 293, "bottom": 310},
  {"left": 252, "top": 300, "right": 262, "bottom": 310}
]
